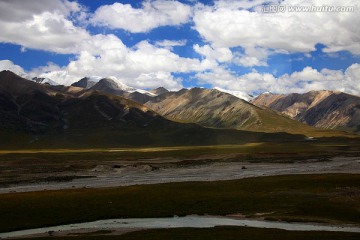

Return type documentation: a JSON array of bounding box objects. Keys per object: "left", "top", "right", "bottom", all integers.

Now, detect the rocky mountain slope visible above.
[
  {"left": 0, "top": 70, "right": 309, "bottom": 149},
  {"left": 252, "top": 91, "right": 360, "bottom": 133},
  {"left": 150, "top": 87, "right": 169, "bottom": 96},
  {"left": 88, "top": 77, "right": 156, "bottom": 104},
  {"left": 71, "top": 77, "right": 96, "bottom": 89},
  {"left": 144, "top": 87, "right": 342, "bottom": 137}
]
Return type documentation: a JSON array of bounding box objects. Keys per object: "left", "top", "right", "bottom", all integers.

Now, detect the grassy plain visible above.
[
  {"left": 1, "top": 140, "right": 360, "bottom": 161},
  {"left": 0, "top": 174, "right": 359, "bottom": 233}
]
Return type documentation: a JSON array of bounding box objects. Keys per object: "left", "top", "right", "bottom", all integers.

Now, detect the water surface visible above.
[{"left": 1, "top": 216, "right": 360, "bottom": 238}]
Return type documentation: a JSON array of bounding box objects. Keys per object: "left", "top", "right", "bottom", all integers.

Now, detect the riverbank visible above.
[
  {"left": 1, "top": 215, "right": 360, "bottom": 239},
  {"left": 1, "top": 156, "right": 359, "bottom": 194}
]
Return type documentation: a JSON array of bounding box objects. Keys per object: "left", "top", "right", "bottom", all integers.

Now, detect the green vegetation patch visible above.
[{"left": 0, "top": 174, "right": 359, "bottom": 232}]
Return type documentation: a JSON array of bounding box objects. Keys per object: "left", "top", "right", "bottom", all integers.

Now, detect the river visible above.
[{"left": 1, "top": 215, "right": 359, "bottom": 238}]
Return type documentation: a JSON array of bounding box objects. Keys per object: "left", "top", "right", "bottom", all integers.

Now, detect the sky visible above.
[{"left": 0, "top": 0, "right": 359, "bottom": 95}]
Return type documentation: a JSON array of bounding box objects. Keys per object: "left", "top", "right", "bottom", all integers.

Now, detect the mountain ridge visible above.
[
  {"left": 144, "top": 87, "right": 348, "bottom": 137},
  {"left": 252, "top": 90, "right": 360, "bottom": 133},
  {"left": 69, "top": 75, "right": 358, "bottom": 136}
]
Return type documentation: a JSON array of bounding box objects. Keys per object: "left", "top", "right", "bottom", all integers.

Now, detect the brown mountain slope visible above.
[
  {"left": 252, "top": 91, "right": 360, "bottom": 133},
  {"left": 144, "top": 88, "right": 346, "bottom": 137}
]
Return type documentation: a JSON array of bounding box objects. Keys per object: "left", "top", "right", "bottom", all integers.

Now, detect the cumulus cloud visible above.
[
  {"left": 0, "top": 0, "right": 89, "bottom": 54},
  {"left": 0, "top": 0, "right": 205, "bottom": 89},
  {"left": 28, "top": 39, "right": 208, "bottom": 90},
  {"left": 196, "top": 64, "right": 360, "bottom": 96},
  {"left": 213, "top": 0, "right": 276, "bottom": 10},
  {"left": 233, "top": 47, "right": 269, "bottom": 67},
  {"left": 0, "top": 0, "right": 82, "bottom": 22},
  {"left": 0, "top": 60, "right": 26, "bottom": 76},
  {"left": 155, "top": 39, "right": 187, "bottom": 49},
  {"left": 1, "top": 0, "right": 358, "bottom": 94},
  {"left": 194, "top": 44, "right": 232, "bottom": 63},
  {"left": 193, "top": 0, "right": 360, "bottom": 66},
  {"left": 133, "top": 72, "right": 182, "bottom": 90},
  {"left": 126, "top": 41, "right": 205, "bottom": 73},
  {"left": 91, "top": 0, "right": 192, "bottom": 33}
]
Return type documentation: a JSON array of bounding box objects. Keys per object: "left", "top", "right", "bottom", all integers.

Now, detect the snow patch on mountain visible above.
[
  {"left": 32, "top": 77, "right": 58, "bottom": 85},
  {"left": 86, "top": 76, "right": 103, "bottom": 82},
  {"left": 104, "top": 76, "right": 157, "bottom": 96},
  {"left": 214, "top": 87, "right": 253, "bottom": 102}
]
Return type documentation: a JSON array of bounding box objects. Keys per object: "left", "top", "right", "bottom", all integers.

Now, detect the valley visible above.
[
  {"left": 0, "top": 70, "right": 359, "bottom": 239},
  {"left": 1, "top": 1, "right": 359, "bottom": 239}
]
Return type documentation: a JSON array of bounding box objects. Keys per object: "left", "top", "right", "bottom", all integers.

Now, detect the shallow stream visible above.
[{"left": 1, "top": 215, "right": 360, "bottom": 238}]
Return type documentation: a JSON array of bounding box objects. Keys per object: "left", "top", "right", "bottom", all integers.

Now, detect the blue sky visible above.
[{"left": 0, "top": 0, "right": 359, "bottom": 95}]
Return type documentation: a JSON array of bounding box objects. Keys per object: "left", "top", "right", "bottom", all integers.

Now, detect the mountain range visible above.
[
  {"left": 0, "top": 70, "right": 312, "bottom": 149},
  {"left": 1, "top": 70, "right": 359, "bottom": 148},
  {"left": 144, "top": 87, "right": 322, "bottom": 135},
  {"left": 66, "top": 76, "right": 357, "bottom": 137},
  {"left": 252, "top": 91, "right": 360, "bottom": 133}
]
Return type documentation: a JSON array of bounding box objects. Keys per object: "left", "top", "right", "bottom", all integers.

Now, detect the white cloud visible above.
[
  {"left": 155, "top": 39, "right": 187, "bottom": 49},
  {"left": 133, "top": 72, "right": 182, "bottom": 90},
  {"left": 196, "top": 64, "right": 360, "bottom": 96},
  {"left": 344, "top": 63, "right": 360, "bottom": 94},
  {"left": 213, "top": 0, "right": 276, "bottom": 10},
  {"left": 233, "top": 47, "right": 269, "bottom": 67},
  {"left": 0, "top": 1, "right": 205, "bottom": 89},
  {"left": 0, "top": 60, "right": 27, "bottom": 76},
  {"left": 2, "top": 0, "right": 358, "bottom": 95},
  {"left": 0, "top": 0, "right": 82, "bottom": 22},
  {"left": 91, "top": 0, "right": 192, "bottom": 33},
  {"left": 234, "top": 56, "right": 267, "bottom": 67},
  {"left": 29, "top": 39, "right": 208, "bottom": 90},
  {"left": 193, "top": 0, "right": 360, "bottom": 66},
  {"left": 0, "top": 0, "right": 89, "bottom": 54},
  {"left": 194, "top": 44, "right": 232, "bottom": 63}
]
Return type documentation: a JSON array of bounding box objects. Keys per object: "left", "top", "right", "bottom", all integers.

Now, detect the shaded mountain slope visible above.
[
  {"left": 252, "top": 91, "right": 360, "bottom": 133},
  {"left": 150, "top": 87, "right": 169, "bottom": 96},
  {"left": 0, "top": 71, "right": 171, "bottom": 133},
  {"left": 71, "top": 77, "right": 96, "bottom": 89}
]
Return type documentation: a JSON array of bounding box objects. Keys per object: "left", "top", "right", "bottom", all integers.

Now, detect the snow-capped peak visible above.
[
  {"left": 214, "top": 87, "right": 253, "bottom": 102},
  {"left": 102, "top": 76, "right": 157, "bottom": 96},
  {"left": 104, "top": 76, "right": 137, "bottom": 92},
  {"left": 86, "top": 76, "right": 103, "bottom": 82},
  {"left": 135, "top": 89, "right": 157, "bottom": 97},
  {"left": 32, "top": 77, "right": 59, "bottom": 85}
]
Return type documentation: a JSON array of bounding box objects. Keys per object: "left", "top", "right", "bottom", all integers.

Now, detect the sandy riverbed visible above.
[{"left": 1, "top": 156, "right": 359, "bottom": 194}]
